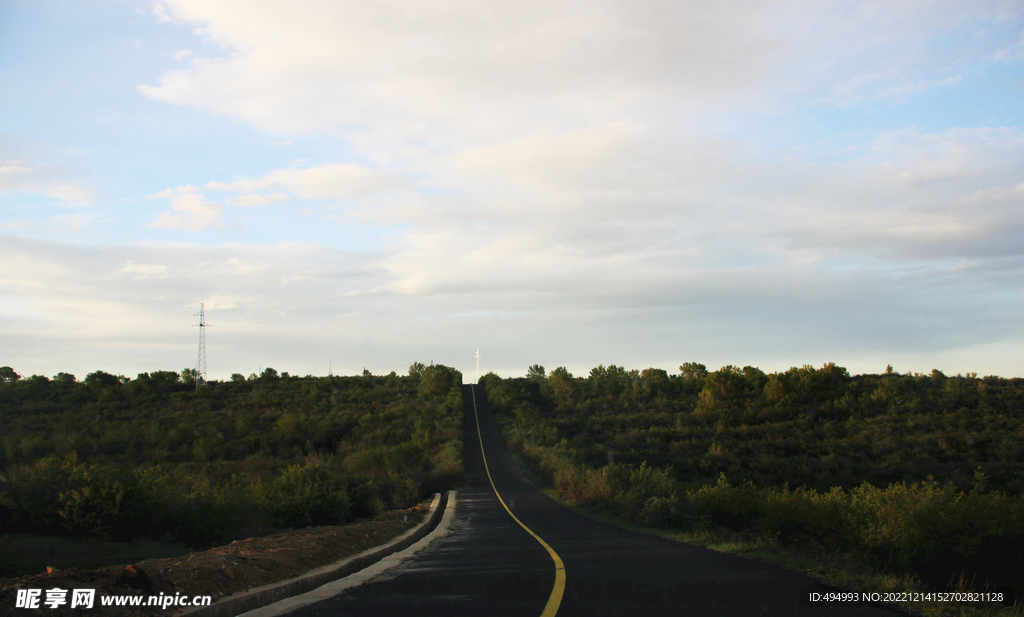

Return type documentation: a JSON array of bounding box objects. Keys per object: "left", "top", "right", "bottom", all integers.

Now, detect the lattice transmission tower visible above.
[
  {"left": 475, "top": 348, "right": 481, "bottom": 384},
  {"left": 193, "top": 303, "right": 209, "bottom": 389}
]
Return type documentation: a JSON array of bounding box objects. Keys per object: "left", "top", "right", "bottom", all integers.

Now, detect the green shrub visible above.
[
  {"left": 552, "top": 459, "right": 611, "bottom": 506},
  {"left": 418, "top": 365, "right": 462, "bottom": 398},
  {"left": 260, "top": 463, "right": 351, "bottom": 528},
  {"left": 155, "top": 474, "right": 255, "bottom": 547},
  {"left": 850, "top": 476, "right": 1024, "bottom": 589},
  {"left": 759, "top": 486, "right": 853, "bottom": 550},
  {"left": 611, "top": 463, "right": 680, "bottom": 521},
  {"left": 638, "top": 494, "right": 689, "bottom": 528},
  {"left": 0, "top": 452, "right": 159, "bottom": 541},
  {"left": 689, "top": 474, "right": 762, "bottom": 530}
]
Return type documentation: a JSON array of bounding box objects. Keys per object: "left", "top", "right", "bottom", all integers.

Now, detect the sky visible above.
[{"left": 2, "top": 0, "right": 1023, "bottom": 381}]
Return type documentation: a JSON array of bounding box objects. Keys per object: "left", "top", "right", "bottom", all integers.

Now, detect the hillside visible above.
[
  {"left": 0, "top": 364, "right": 464, "bottom": 576},
  {"left": 482, "top": 363, "right": 1024, "bottom": 598}
]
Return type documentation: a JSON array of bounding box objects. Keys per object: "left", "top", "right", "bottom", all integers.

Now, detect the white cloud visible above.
[
  {"left": 139, "top": 0, "right": 1021, "bottom": 152},
  {"left": 119, "top": 261, "right": 170, "bottom": 279},
  {"left": 147, "top": 185, "right": 225, "bottom": 230},
  {"left": 45, "top": 211, "right": 96, "bottom": 233},
  {"left": 140, "top": 0, "right": 781, "bottom": 144},
  {"left": 207, "top": 163, "right": 399, "bottom": 199},
  {"left": 202, "top": 294, "right": 243, "bottom": 310},
  {"left": 0, "top": 163, "right": 33, "bottom": 175},
  {"left": 961, "top": 182, "right": 1024, "bottom": 204},
  {"left": 326, "top": 122, "right": 1024, "bottom": 327},
  {"left": 442, "top": 122, "right": 652, "bottom": 195},
  {"left": 754, "top": 128, "right": 1024, "bottom": 259},
  {"left": 226, "top": 192, "right": 290, "bottom": 207},
  {"left": 0, "top": 154, "right": 93, "bottom": 205},
  {"left": 152, "top": 2, "right": 173, "bottom": 23}
]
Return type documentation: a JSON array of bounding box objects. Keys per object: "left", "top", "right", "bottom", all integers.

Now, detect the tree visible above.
[
  {"left": 181, "top": 368, "right": 197, "bottom": 384},
  {"left": 408, "top": 362, "right": 426, "bottom": 377},
  {"left": 742, "top": 366, "right": 768, "bottom": 391},
  {"left": 0, "top": 366, "right": 21, "bottom": 383},
  {"left": 547, "top": 367, "right": 578, "bottom": 403},
  {"left": 150, "top": 370, "right": 180, "bottom": 387},
  {"left": 527, "top": 365, "right": 546, "bottom": 380},
  {"left": 419, "top": 364, "right": 462, "bottom": 398},
  {"left": 127, "top": 371, "right": 180, "bottom": 398},
  {"left": 261, "top": 367, "right": 280, "bottom": 380},
  {"left": 231, "top": 373, "right": 245, "bottom": 383},
  {"left": 695, "top": 366, "right": 747, "bottom": 420},
  {"left": 764, "top": 374, "right": 788, "bottom": 402},
  {"left": 679, "top": 362, "right": 708, "bottom": 392},
  {"left": 588, "top": 365, "right": 630, "bottom": 397},
  {"left": 84, "top": 371, "right": 120, "bottom": 390},
  {"left": 704, "top": 366, "right": 746, "bottom": 400},
  {"left": 784, "top": 363, "right": 849, "bottom": 400},
  {"left": 636, "top": 368, "right": 670, "bottom": 400}
]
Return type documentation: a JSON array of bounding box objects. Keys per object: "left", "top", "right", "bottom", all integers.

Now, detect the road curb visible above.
[
  {"left": 239, "top": 489, "right": 460, "bottom": 617},
  {"left": 183, "top": 491, "right": 451, "bottom": 617}
]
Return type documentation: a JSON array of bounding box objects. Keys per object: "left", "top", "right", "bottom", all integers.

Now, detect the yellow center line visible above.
[{"left": 470, "top": 384, "right": 566, "bottom": 617}]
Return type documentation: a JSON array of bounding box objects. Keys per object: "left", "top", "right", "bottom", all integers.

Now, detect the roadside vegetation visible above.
[
  {"left": 0, "top": 363, "right": 463, "bottom": 576},
  {"left": 482, "top": 364, "right": 1024, "bottom": 615}
]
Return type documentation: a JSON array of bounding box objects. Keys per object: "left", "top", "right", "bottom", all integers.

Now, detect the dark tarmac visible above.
[{"left": 283, "top": 384, "right": 902, "bottom": 616}]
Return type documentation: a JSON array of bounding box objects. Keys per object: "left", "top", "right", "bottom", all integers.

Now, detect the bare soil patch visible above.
[{"left": 0, "top": 497, "right": 433, "bottom": 616}]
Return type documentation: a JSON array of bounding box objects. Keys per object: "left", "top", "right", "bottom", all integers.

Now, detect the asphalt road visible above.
[{"left": 283, "top": 384, "right": 902, "bottom": 616}]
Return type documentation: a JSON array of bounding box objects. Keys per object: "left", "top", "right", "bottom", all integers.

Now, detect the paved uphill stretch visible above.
[{"left": 281, "top": 384, "right": 902, "bottom": 617}]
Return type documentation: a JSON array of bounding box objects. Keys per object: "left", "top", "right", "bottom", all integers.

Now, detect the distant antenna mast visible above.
[
  {"left": 475, "top": 349, "right": 481, "bottom": 384},
  {"left": 328, "top": 361, "right": 333, "bottom": 378},
  {"left": 193, "top": 303, "right": 209, "bottom": 389}
]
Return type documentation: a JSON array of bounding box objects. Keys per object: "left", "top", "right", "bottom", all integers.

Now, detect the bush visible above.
[
  {"left": 612, "top": 464, "right": 678, "bottom": 520},
  {"left": 0, "top": 452, "right": 155, "bottom": 541},
  {"left": 759, "top": 486, "right": 853, "bottom": 550},
  {"left": 850, "top": 476, "right": 1024, "bottom": 589},
  {"left": 639, "top": 494, "right": 688, "bottom": 528},
  {"left": 551, "top": 460, "right": 612, "bottom": 506},
  {"left": 689, "top": 474, "right": 762, "bottom": 530},
  {"left": 419, "top": 365, "right": 462, "bottom": 398},
  {"left": 260, "top": 463, "right": 351, "bottom": 528}
]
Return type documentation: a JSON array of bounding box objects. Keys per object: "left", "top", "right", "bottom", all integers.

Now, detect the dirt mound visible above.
[{"left": 0, "top": 498, "right": 432, "bottom": 616}]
